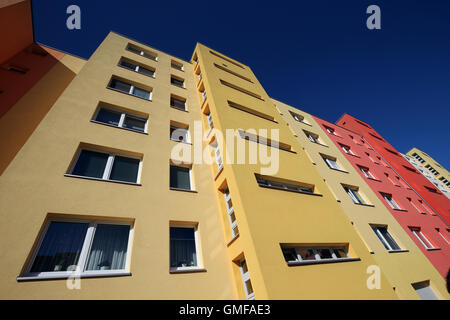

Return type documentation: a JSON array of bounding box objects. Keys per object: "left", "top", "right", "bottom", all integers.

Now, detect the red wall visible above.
[{"left": 313, "top": 115, "right": 450, "bottom": 278}]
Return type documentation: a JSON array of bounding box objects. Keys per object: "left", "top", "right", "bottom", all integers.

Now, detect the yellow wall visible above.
[
  {"left": 273, "top": 99, "right": 449, "bottom": 300},
  {"left": 0, "top": 32, "right": 236, "bottom": 299},
  {"left": 192, "top": 43, "right": 398, "bottom": 299}
]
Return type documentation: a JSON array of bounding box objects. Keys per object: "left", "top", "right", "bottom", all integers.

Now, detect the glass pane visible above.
[
  {"left": 170, "top": 166, "right": 191, "bottom": 190},
  {"left": 241, "top": 260, "right": 248, "bottom": 273},
  {"left": 132, "top": 87, "right": 150, "bottom": 100},
  {"left": 333, "top": 248, "right": 348, "bottom": 258},
  {"left": 298, "top": 249, "right": 316, "bottom": 261},
  {"left": 86, "top": 224, "right": 130, "bottom": 271},
  {"left": 109, "top": 79, "right": 131, "bottom": 93},
  {"left": 282, "top": 248, "right": 298, "bottom": 262},
  {"left": 119, "top": 60, "right": 136, "bottom": 71},
  {"left": 127, "top": 45, "right": 141, "bottom": 54},
  {"left": 170, "top": 227, "right": 197, "bottom": 267},
  {"left": 109, "top": 156, "right": 140, "bottom": 183},
  {"left": 380, "top": 228, "right": 401, "bottom": 250},
  {"left": 317, "top": 248, "right": 333, "bottom": 259},
  {"left": 95, "top": 108, "right": 121, "bottom": 126},
  {"left": 123, "top": 116, "right": 146, "bottom": 132},
  {"left": 171, "top": 98, "right": 186, "bottom": 110},
  {"left": 138, "top": 66, "right": 154, "bottom": 77},
  {"left": 30, "top": 222, "right": 89, "bottom": 272},
  {"left": 245, "top": 280, "right": 254, "bottom": 295},
  {"left": 143, "top": 51, "right": 157, "bottom": 60},
  {"left": 171, "top": 77, "right": 184, "bottom": 87},
  {"left": 72, "top": 150, "right": 108, "bottom": 179}
]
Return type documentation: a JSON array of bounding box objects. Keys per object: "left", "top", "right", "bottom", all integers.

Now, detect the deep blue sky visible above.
[{"left": 32, "top": 0, "right": 450, "bottom": 168}]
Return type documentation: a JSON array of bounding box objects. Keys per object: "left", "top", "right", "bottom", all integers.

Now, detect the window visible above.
[
  {"left": 7, "top": 66, "right": 28, "bottom": 74},
  {"left": 256, "top": 174, "right": 315, "bottom": 194},
  {"left": 23, "top": 219, "right": 132, "bottom": 279},
  {"left": 289, "top": 111, "right": 307, "bottom": 123},
  {"left": 170, "top": 225, "right": 201, "bottom": 271},
  {"left": 201, "top": 89, "right": 207, "bottom": 102},
  {"left": 407, "top": 198, "right": 424, "bottom": 214},
  {"left": 238, "top": 259, "right": 255, "bottom": 300},
  {"left": 322, "top": 155, "right": 342, "bottom": 171},
  {"left": 424, "top": 186, "right": 439, "bottom": 194},
  {"left": 384, "top": 173, "right": 398, "bottom": 186},
  {"left": 340, "top": 144, "right": 356, "bottom": 156},
  {"left": 170, "top": 125, "right": 190, "bottom": 143},
  {"left": 211, "top": 140, "right": 223, "bottom": 171},
  {"left": 220, "top": 80, "right": 264, "bottom": 101},
  {"left": 171, "top": 76, "right": 185, "bottom": 88},
  {"left": 366, "top": 152, "right": 377, "bottom": 163},
  {"left": 228, "top": 100, "right": 275, "bottom": 122},
  {"left": 93, "top": 107, "right": 147, "bottom": 133},
  {"left": 170, "top": 96, "right": 187, "bottom": 111},
  {"left": 119, "top": 58, "right": 155, "bottom": 77},
  {"left": 281, "top": 245, "right": 352, "bottom": 265},
  {"left": 412, "top": 281, "right": 439, "bottom": 300},
  {"left": 343, "top": 186, "right": 367, "bottom": 205},
  {"left": 371, "top": 226, "right": 402, "bottom": 251},
  {"left": 410, "top": 227, "right": 435, "bottom": 250},
  {"left": 171, "top": 60, "right": 183, "bottom": 71},
  {"left": 108, "top": 78, "right": 151, "bottom": 100},
  {"left": 69, "top": 149, "right": 141, "bottom": 184},
  {"left": 436, "top": 228, "right": 450, "bottom": 245},
  {"left": 324, "top": 126, "right": 337, "bottom": 135},
  {"left": 425, "top": 165, "right": 440, "bottom": 176},
  {"left": 359, "top": 166, "right": 377, "bottom": 180},
  {"left": 412, "top": 153, "right": 425, "bottom": 164},
  {"left": 304, "top": 131, "right": 322, "bottom": 144},
  {"left": 126, "top": 44, "right": 157, "bottom": 61},
  {"left": 239, "top": 130, "right": 292, "bottom": 152},
  {"left": 223, "top": 187, "right": 239, "bottom": 237},
  {"left": 418, "top": 200, "right": 433, "bottom": 215},
  {"left": 205, "top": 111, "right": 214, "bottom": 130},
  {"left": 170, "top": 165, "right": 192, "bottom": 191},
  {"left": 381, "top": 193, "right": 402, "bottom": 210}
]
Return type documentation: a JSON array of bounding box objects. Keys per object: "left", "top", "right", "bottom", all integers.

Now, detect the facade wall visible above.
[
  {"left": 272, "top": 99, "right": 448, "bottom": 299},
  {"left": 336, "top": 115, "right": 450, "bottom": 225},
  {"left": 192, "top": 44, "right": 398, "bottom": 299}
]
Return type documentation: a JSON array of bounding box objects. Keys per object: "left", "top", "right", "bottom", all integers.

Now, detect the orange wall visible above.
[{"left": 0, "top": 0, "right": 33, "bottom": 64}]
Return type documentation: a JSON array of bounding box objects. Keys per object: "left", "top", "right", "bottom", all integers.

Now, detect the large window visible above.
[
  {"left": 170, "top": 165, "right": 192, "bottom": 191},
  {"left": 126, "top": 44, "right": 158, "bottom": 61},
  {"left": 108, "top": 78, "right": 151, "bottom": 100},
  {"left": 69, "top": 149, "right": 141, "bottom": 184},
  {"left": 410, "top": 227, "right": 435, "bottom": 250},
  {"left": 119, "top": 58, "right": 155, "bottom": 77},
  {"left": 22, "top": 219, "right": 132, "bottom": 279},
  {"left": 170, "top": 225, "right": 201, "bottom": 271},
  {"left": 371, "top": 226, "right": 402, "bottom": 252},
  {"left": 281, "top": 245, "right": 352, "bottom": 265},
  {"left": 93, "top": 107, "right": 147, "bottom": 133}
]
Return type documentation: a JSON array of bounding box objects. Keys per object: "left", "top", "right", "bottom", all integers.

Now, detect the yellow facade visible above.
[
  {"left": 273, "top": 99, "right": 449, "bottom": 299},
  {"left": 0, "top": 32, "right": 446, "bottom": 299}
]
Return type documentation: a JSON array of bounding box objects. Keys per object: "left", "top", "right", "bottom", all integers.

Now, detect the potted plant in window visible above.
[{"left": 98, "top": 260, "right": 111, "bottom": 270}]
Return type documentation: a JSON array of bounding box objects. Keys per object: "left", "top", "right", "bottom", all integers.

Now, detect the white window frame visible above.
[
  {"left": 410, "top": 228, "right": 435, "bottom": 250},
  {"left": 436, "top": 229, "right": 450, "bottom": 245},
  {"left": 360, "top": 167, "right": 376, "bottom": 179},
  {"left": 211, "top": 140, "right": 223, "bottom": 171},
  {"left": 169, "top": 224, "right": 202, "bottom": 272},
  {"left": 341, "top": 145, "right": 355, "bottom": 155},
  {"left": 223, "top": 188, "right": 238, "bottom": 238},
  {"left": 69, "top": 148, "right": 142, "bottom": 184},
  {"left": 170, "top": 125, "right": 190, "bottom": 143},
  {"left": 201, "top": 89, "right": 207, "bottom": 101},
  {"left": 324, "top": 156, "right": 342, "bottom": 171},
  {"left": 408, "top": 198, "right": 423, "bottom": 214},
  {"left": 372, "top": 226, "right": 402, "bottom": 252},
  {"left": 20, "top": 218, "right": 134, "bottom": 280},
  {"left": 206, "top": 112, "right": 214, "bottom": 130},
  {"left": 281, "top": 246, "right": 351, "bottom": 265},
  {"left": 170, "top": 165, "right": 194, "bottom": 191},
  {"left": 344, "top": 186, "right": 366, "bottom": 205},
  {"left": 108, "top": 78, "right": 152, "bottom": 101},
  {"left": 93, "top": 107, "right": 148, "bottom": 133},
  {"left": 239, "top": 259, "right": 255, "bottom": 300},
  {"left": 382, "top": 193, "right": 402, "bottom": 210}
]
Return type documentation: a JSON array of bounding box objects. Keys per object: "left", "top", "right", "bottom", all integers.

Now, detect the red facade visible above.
[{"left": 313, "top": 115, "right": 450, "bottom": 278}]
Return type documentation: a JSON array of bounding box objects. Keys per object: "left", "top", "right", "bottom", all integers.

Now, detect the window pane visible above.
[
  {"left": 170, "top": 166, "right": 191, "bottom": 190},
  {"left": 170, "top": 227, "right": 197, "bottom": 267},
  {"left": 86, "top": 224, "right": 130, "bottom": 271},
  {"left": 379, "top": 227, "right": 400, "bottom": 250},
  {"left": 138, "top": 66, "right": 154, "bottom": 77},
  {"left": 298, "top": 248, "right": 316, "bottom": 261},
  {"left": 109, "top": 156, "right": 140, "bottom": 183},
  {"left": 123, "top": 116, "right": 146, "bottom": 132},
  {"left": 171, "top": 77, "right": 184, "bottom": 87},
  {"left": 282, "top": 248, "right": 298, "bottom": 262},
  {"left": 132, "top": 87, "right": 150, "bottom": 100},
  {"left": 30, "top": 222, "right": 89, "bottom": 272},
  {"left": 119, "top": 60, "right": 136, "bottom": 71},
  {"left": 317, "top": 248, "right": 333, "bottom": 259},
  {"left": 95, "top": 108, "right": 121, "bottom": 126},
  {"left": 110, "top": 79, "right": 131, "bottom": 93},
  {"left": 72, "top": 150, "right": 108, "bottom": 179},
  {"left": 127, "top": 45, "right": 141, "bottom": 54},
  {"left": 171, "top": 97, "right": 186, "bottom": 110},
  {"left": 333, "top": 248, "right": 348, "bottom": 258}
]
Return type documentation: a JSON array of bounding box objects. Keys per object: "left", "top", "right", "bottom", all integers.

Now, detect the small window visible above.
[
  {"left": 280, "top": 245, "right": 351, "bottom": 265},
  {"left": 170, "top": 225, "right": 201, "bottom": 271},
  {"left": 170, "top": 165, "right": 192, "bottom": 191},
  {"left": 222, "top": 186, "right": 239, "bottom": 237},
  {"left": 108, "top": 78, "right": 151, "bottom": 100},
  {"left": 412, "top": 281, "right": 439, "bottom": 300},
  {"left": 340, "top": 144, "right": 356, "bottom": 156},
  {"left": 119, "top": 58, "right": 155, "bottom": 77},
  {"left": 324, "top": 126, "right": 337, "bottom": 136},
  {"left": 171, "top": 61, "right": 184, "bottom": 71},
  {"left": 211, "top": 139, "right": 223, "bottom": 171},
  {"left": 410, "top": 227, "right": 435, "bottom": 250},
  {"left": 170, "top": 96, "right": 187, "bottom": 111},
  {"left": 170, "top": 124, "right": 190, "bottom": 143},
  {"left": 8, "top": 66, "right": 28, "bottom": 74},
  {"left": 304, "top": 131, "right": 322, "bottom": 144},
  {"left": 359, "top": 166, "right": 377, "bottom": 180},
  {"left": 93, "top": 107, "right": 147, "bottom": 133},
  {"left": 289, "top": 111, "right": 306, "bottom": 123},
  {"left": 239, "top": 259, "right": 255, "bottom": 300},
  {"left": 205, "top": 110, "right": 214, "bottom": 130},
  {"left": 171, "top": 76, "right": 185, "bottom": 88},
  {"left": 371, "top": 226, "right": 402, "bottom": 252},
  {"left": 322, "top": 155, "right": 342, "bottom": 171},
  {"left": 23, "top": 219, "right": 132, "bottom": 278},
  {"left": 380, "top": 193, "right": 402, "bottom": 210},
  {"left": 69, "top": 149, "right": 141, "bottom": 184},
  {"left": 343, "top": 186, "right": 367, "bottom": 205},
  {"left": 436, "top": 228, "right": 450, "bottom": 245}
]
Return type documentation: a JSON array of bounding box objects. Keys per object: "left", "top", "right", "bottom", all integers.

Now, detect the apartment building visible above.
[
  {"left": 337, "top": 115, "right": 450, "bottom": 226},
  {"left": 404, "top": 148, "right": 450, "bottom": 198},
  {"left": 274, "top": 99, "right": 449, "bottom": 299}
]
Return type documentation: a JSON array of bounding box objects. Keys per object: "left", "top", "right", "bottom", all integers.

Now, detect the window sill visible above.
[
  {"left": 226, "top": 234, "right": 240, "bottom": 247},
  {"left": 329, "top": 168, "right": 349, "bottom": 174},
  {"left": 169, "top": 268, "right": 206, "bottom": 274},
  {"left": 90, "top": 120, "right": 148, "bottom": 135},
  {"left": 171, "top": 84, "right": 186, "bottom": 90},
  {"left": 170, "top": 187, "right": 198, "bottom": 193},
  {"left": 345, "top": 153, "right": 361, "bottom": 158},
  {"left": 388, "top": 249, "right": 409, "bottom": 254},
  {"left": 294, "top": 120, "right": 312, "bottom": 127},
  {"left": 426, "top": 248, "right": 441, "bottom": 251},
  {"left": 393, "top": 208, "right": 408, "bottom": 212},
  {"left": 367, "top": 178, "right": 382, "bottom": 182},
  {"left": 287, "top": 257, "right": 361, "bottom": 267},
  {"left": 354, "top": 203, "right": 375, "bottom": 208},
  {"left": 107, "top": 87, "right": 152, "bottom": 102},
  {"left": 310, "top": 141, "right": 328, "bottom": 148},
  {"left": 17, "top": 271, "right": 131, "bottom": 282},
  {"left": 64, "top": 174, "right": 142, "bottom": 186}
]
